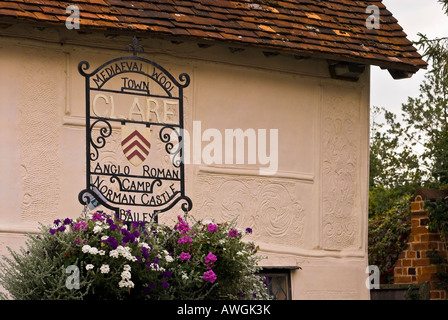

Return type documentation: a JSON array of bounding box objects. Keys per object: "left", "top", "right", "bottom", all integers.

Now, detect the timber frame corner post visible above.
[{"left": 77, "top": 37, "right": 192, "bottom": 223}]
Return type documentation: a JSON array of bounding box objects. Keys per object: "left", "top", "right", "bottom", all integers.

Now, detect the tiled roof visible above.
[{"left": 0, "top": 0, "right": 427, "bottom": 74}]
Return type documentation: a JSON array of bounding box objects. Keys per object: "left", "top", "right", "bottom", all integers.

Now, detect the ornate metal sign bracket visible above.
[{"left": 78, "top": 37, "right": 192, "bottom": 223}]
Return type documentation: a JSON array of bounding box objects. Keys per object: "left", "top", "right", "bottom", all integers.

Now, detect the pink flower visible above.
[
  {"left": 204, "top": 252, "right": 217, "bottom": 264},
  {"left": 74, "top": 221, "right": 87, "bottom": 231},
  {"left": 179, "top": 252, "right": 191, "bottom": 261},
  {"left": 207, "top": 223, "right": 218, "bottom": 233},
  {"left": 228, "top": 229, "right": 239, "bottom": 238},
  {"left": 92, "top": 212, "right": 104, "bottom": 221},
  {"left": 178, "top": 236, "right": 192, "bottom": 244},
  {"left": 203, "top": 270, "right": 217, "bottom": 283},
  {"left": 174, "top": 215, "right": 191, "bottom": 235}
]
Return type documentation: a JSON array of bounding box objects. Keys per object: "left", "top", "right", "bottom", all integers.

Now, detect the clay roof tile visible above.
[{"left": 0, "top": 0, "right": 427, "bottom": 73}]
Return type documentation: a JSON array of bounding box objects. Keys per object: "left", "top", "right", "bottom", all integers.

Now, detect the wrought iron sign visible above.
[{"left": 78, "top": 38, "right": 192, "bottom": 222}]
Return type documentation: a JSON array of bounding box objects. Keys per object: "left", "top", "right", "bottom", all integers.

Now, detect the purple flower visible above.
[
  {"left": 103, "top": 236, "right": 119, "bottom": 249},
  {"left": 179, "top": 252, "right": 191, "bottom": 261},
  {"left": 132, "top": 221, "right": 144, "bottom": 230},
  {"left": 245, "top": 227, "right": 252, "bottom": 234},
  {"left": 207, "top": 223, "right": 218, "bottom": 233},
  {"left": 143, "top": 284, "right": 155, "bottom": 293},
  {"left": 142, "top": 246, "right": 150, "bottom": 259},
  {"left": 121, "top": 228, "right": 139, "bottom": 244},
  {"left": 178, "top": 236, "right": 192, "bottom": 244},
  {"left": 63, "top": 218, "right": 72, "bottom": 225},
  {"left": 109, "top": 223, "right": 120, "bottom": 231},
  {"left": 204, "top": 252, "right": 217, "bottom": 264},
  {"left": 49, "top": 229, "right": 56, "bottom": 235},
  {"left": 161, "top": 270, "right": 172, "bottom": 279},
  {"left": 203, "top": 270, "right": 217, "bottom": 283},
  {"left": 161, "top": 281, "right": 169, "bottom": 288},
  {"left": 228, "top": 229, "right": 239, "bottom": 238}
]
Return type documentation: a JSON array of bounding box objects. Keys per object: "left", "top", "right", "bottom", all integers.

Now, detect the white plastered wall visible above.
[{"left": 0, "top": 24, "right": 370, "bottom": 299}]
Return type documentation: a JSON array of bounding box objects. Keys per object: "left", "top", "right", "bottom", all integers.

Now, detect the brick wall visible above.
[{"left": 393, "top": 195, "right": 448, "bottom": 300}]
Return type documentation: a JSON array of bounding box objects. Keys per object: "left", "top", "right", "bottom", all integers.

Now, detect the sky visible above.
[{"left": 370, "top": 0, "right": 448, "bottom": 117}]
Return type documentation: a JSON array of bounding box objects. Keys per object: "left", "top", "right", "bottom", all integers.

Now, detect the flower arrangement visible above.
[{"left": 0, "top": 210, "right": 271, "bottom": 300}]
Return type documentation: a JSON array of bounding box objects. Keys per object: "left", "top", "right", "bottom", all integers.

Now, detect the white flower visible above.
[
  {"left": 82, "top": 245, "right": 91, "bottom": 253},
  {"left": 123, "top": 264, "right": 131, "bottom": 271},
  {"left": 98, "top": 250, "right": 106, "bottom": 256},
  {"left": 110, "top": 246, "right": 137, "bottom": 261},
  {"left": 140, "top": 242, "right": 151, "bottom": 249},
  {"left": 101, "top": 236, "right": 109, "bottom": 241},
  {"left": 162, "top": 250, "right": 174, "bottom": 262},
  {"left": 89, "top": 247, "right": 99, "bottom": 255},
  {"left": 86, "top": 264, "right": 94, "bottom": 270},
  {"left": 121, "top": 270, "right": 131, "bottom": 280},
  {"left": 117, "top": 245, "right": 128, "bottom": 254},
  {"left": 181, "top": 272, "right": 189, "bottom": 280},
  {"left": 100, "top": 264, "right": 110, "bottom": 274},
  {"left": 93, "top": 226, "right": 102, "bottom": 234},
  {"left": 118, "top": 280, "right": 127, "bottom": 288},
  {"left": 110, "top": 250, "right": 119, "bottom": 258},
  {"left": 119, "top": 279, "right": 134, "bottom": 288}
]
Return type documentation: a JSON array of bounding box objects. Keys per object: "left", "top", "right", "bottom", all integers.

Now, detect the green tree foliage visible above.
[
  {"left": 370, "top": 51, "right": 448, "bottom": 189},
  {"left": 368, "top": 0, "right": 448, "bottom": 283},
  {"left": 370, "top": 0, "right": 448, "bottom": 188},
  {"left": 368, "top": 195, "right": 411, "bottom": 283},
  {"left": 369, "top": 106, "right": 423, "bottom": 191}
]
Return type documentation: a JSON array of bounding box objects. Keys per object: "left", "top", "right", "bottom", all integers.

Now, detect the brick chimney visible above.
[{"left": 393, "top": 193, "right": 448, "bottom": 300}]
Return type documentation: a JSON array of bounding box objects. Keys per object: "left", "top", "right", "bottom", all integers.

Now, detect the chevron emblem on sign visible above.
[{"left": 121, "top": 125, "right": 151, "bottom": 166}]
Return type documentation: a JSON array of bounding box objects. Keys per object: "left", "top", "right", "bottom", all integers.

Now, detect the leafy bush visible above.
[
  {"left": 425, "top": 197, "right": 448, "bottom": 239},
  {"left": 368, "top": 195, "right": 412, "bottom": 284},
  {"left": 0, "top": 211, "right": 270, "bottom": 300}
]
